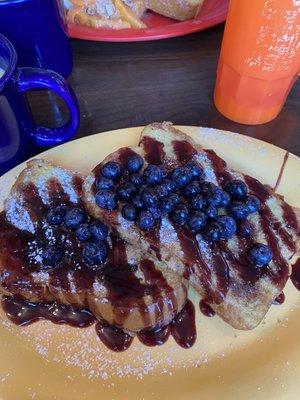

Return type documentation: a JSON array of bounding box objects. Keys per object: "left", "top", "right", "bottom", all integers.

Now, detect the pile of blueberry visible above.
[
  {"left": 95, "top": 156, "right": 273, "bottom": 267},
  {"left": 42, "top": 206, "right": 109, "bottom": 268}
]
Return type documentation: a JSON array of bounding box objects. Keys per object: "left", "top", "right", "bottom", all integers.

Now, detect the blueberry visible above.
[
  {"left": 217, "top": 216, "right": 237, "bottom": 239},
  {"left": 186, "top": 162, "right": 204, "bottom": 180},
  {"left": 224, "top": 179, "right": 247, "bottom": 200},
  {"left": 96, "top": 176, "right": 114, "bottom": 191},
  {"left": 245, "top": 195, "right": 261, "bottom": 214},
  {"left": 117, "top": 182, "right": 136, "bottom": 201},
  {"left": 46, "top": 206, "right": 66, "bottom": 226},
  {"left": 187, "top": 211, "right": 207, "bottom": 233},
  {"left": 228, "top": 201, "right": 249, "bottom": 220},
  {"left": 201, "top": 181, "right": 217, "bottom": 196},
  {"left": 101, "top": 161, "right": 122, "bottom": 180},
  {"left": 206, "top": 187, "right": 225, "bottom": 207},
  {"left": 162, "top": 178, "right": 176, "bottom": 193},
  {"left": 205, "top": 222, "right": 223, "bottom": 242},
  {"left": 42, "top": 246, "right": 62, "bottom": 267},
  {"left": 138, "top": 210, "right": 155, "bottom": 231},
  {"left": 89, "top": 221, "right": 109, "bottom": 241},
  {"left": 170, "top": 204, "right": 189, "bottom": 226},
  {"left": 169, "top": 193, "right": 181, "bottom": 206},
  {"left": 130, "top": 173, "right": 144, "bottom": 186},
  {"left": 121, "top": 204, "right": 137, "bottom": 221},
  {"left": 159, "top": 198, "right": 175, "bottom": 214},
  {"left": 95, "top": 190, "right": 117, "bottom": 210},
  {"left": 183, "top": 181, "right": 201, "bottom": 198},
  {"left": 126, "top": 154, "right": 144, "bottom": 173},
  {"left": 148, "top": 207, "right": 161, "bottom": 220},
  {"left": 154, "top": 183, "right": 170, "bottom": 199},
  {"left": 76, "top": 223, "right": 91, "bottom": 242},
  {"left": 131, "top": 195, "right": 144, "bottom": 210},
  {"left": 190, "top": 194, "right": 207, "bottom": 211},
  {"left": 141, "top": 188, "right": 158, "bottom": 208},
  {"left": 83, "top": 242, "right": 107, "bottom": 265},
  {"left": 206, "top": 205, "right": 218, "bottom": 219},
  {"left": 238, "top": 220, "right": 254, "bottom": 238},
  {"left": 171, "top": 167, "right": 192, "bottom": 187},
  {"left": 65, "top": 208, "right": 86, "bottom": 229},
  {"left": 248, "top": 243, "right": 273, "bottom": 267},
  {"left": 220, "top": 191, "right": 231, "bottom": 207},
  {"left": 143, "top": 165, "right": 164, "bottom": 185}
]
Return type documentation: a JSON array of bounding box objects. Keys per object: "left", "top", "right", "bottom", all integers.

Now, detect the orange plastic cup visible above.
[{"left": 214, "top": 0, "right": 300, "bottom": 125}]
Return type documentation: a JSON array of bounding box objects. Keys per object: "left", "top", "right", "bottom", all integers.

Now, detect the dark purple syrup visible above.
[
  {"left": 199, "top": 300, "right": 215, "bottom": 317},
  {"left": 272, "top": 292, "right": 285, "bottom": 305},
  {"left": 1, "top": 296, "right": 95, "bottom": 327},
  {"left": 95, "top": 321, "right": 133, "bottom": 352},
  {"left": 137, "top": 325, "right": 170, "bottom": 347},
  {"left": 170, "top": 300, "right": 196, "bottom": 349}
]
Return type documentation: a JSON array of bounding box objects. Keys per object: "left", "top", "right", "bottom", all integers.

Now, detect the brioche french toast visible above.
[
  {"left": 83, "top": 122, "right": 300, "bottom": 330},
  {"left": 0, "top": 159, "right": 187, "bottom": 333}
]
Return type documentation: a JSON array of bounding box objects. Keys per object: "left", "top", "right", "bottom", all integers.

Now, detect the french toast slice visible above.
[
  {"left": 0, "top": 159, "right": 187, "bottom": 333},
  {"left": 83, "top": 122, "right": 300, "bottom": 330}
]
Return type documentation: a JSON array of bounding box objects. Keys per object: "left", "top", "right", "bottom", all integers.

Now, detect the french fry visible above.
[{"left": 115, "top": 0, "right": 146, "bottom": 28}]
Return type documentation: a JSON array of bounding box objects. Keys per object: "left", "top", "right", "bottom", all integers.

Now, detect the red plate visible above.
[{"left": 68, "top": 0, "right": 228, "bottom": 42}]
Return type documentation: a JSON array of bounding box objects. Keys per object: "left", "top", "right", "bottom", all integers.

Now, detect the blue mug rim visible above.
[
  {"left": 0, "top": 0, "right": 29, "bottom": 4},
  {"left": 0, "top": 33, "right": 17, "bottom": 92}
]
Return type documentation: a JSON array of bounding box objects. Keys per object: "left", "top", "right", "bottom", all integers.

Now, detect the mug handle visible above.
[{"left": 16, "top": 67, "right": 80, "bottom": 147}]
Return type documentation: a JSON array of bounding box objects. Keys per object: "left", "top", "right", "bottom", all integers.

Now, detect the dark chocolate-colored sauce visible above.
[
  {"left": 272, "top": 292, "right": 285, "bottom": 305},
  {"left": 205, "top": 149, "right": 232, "bottom": 185},
  {"left": 172, "top": 140, "right": 197, "bottom": 164},
  {"left": 1, "top": 296, "right": 95, "bottom": 327},
  {"left": 274, "top": 151, "right": 289, "bottom": 193},
  {"left": 291, "top": 259, "right": 300, "bottom": 291},
  {"left": 199, "top": 299, "right": 215, "bottom": 317},
  {"left": 140, "top": 136, "right": 165, "bottom": 165},
  {"left": 95, "top": 321, "right": 133, "bottom": 352},
  {"left": 138, "top": 325, "right": 170, "bottom": 347},
  {"left": 170, "top": 300, "right": 196, "bottom": 348}
]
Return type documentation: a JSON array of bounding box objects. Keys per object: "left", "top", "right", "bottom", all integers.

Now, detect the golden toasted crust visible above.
[{"left": 83, "top": 123, "right": 300, "bottom": 330}]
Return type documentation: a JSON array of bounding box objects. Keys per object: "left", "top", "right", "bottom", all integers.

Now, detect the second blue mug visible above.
[
  {"left": 0, "top": 0, "right": 73, "bottom": 78},
  {"left": 0, "top": 33, "right": 80, "bottom": 176}
]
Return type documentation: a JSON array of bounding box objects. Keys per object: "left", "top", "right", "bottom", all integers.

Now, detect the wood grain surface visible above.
[{"left": 27, "top": 24, "right": 300, "bottom": 157}]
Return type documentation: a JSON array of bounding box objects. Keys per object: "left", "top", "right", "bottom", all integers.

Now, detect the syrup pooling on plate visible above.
[
  {"left": 1, "top": 295, "right": 196, "bottom": 352},
  {"left": 1, "top": 296, "right": 95, "bottom": 327},
  {"left": 0, "top": 164, "right": 192, "bottom": 351}
]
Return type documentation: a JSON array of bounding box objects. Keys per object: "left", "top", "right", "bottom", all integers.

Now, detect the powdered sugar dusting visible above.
[
  {"left": 32, "top": 167, "right": 80, "bottom": 205},
  {"left": 195, "top": 153, "right": 218, "bottom": 184},
  {"left": 0, "top": 317, "right": 214, "bottom": 380},
  {"left": 5, "top": 195, "right": 35, "bottom": 233}
]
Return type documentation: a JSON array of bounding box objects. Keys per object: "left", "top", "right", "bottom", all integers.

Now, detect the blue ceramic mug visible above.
[
  {"left": 0, "top": 33, "right": 80, "bottom": 176},
  {"left": 0, "top": 0, "right": 72, "bottom": 78}
]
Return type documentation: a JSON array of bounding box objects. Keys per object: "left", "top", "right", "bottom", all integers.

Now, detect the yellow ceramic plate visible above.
[{"left": 0, "top": 126, "right": 299, "bottom": 400}]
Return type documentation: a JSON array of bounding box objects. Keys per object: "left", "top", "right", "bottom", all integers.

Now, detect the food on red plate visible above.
[{"left": 65, "top": 0, "right": 205, "bottom": 30}]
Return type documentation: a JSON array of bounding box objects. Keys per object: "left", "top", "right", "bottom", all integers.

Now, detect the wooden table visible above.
[{"left": 28, "top": 24, "right": 300, "bottom": 157}]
